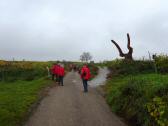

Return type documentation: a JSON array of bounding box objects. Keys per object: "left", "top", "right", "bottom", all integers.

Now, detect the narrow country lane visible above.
[{"left": 25, "top": 71, "right": 126, "bottom": 126}]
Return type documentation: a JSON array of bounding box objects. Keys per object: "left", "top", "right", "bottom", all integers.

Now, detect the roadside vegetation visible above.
[
  {"left": 103, "top": 55, "right": 168, "bottom": 126},
  {"left": 0, "top": 61, "right": 52, "bottom": 82},
  {"left": 88, "top": 64, "right": 99, "bottom": 79},
  {"left": 0, "top": 61, "right": 55, "bottom": 126}
]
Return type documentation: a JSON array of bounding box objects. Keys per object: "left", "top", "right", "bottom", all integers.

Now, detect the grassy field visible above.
[{"left": 0, "top": 78, "right": 52, "bottom": 126}]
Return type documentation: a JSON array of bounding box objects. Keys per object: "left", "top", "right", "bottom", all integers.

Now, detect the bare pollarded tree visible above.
[
  {"left": 80, "top": 52, "right": 92, "bottom": 62},
  {"left": 111, "top": 33, "right": 133, "bottom": 60}
]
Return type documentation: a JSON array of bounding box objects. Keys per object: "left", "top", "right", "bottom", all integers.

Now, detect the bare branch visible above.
[
  {"left": 127, "top": 33, "right": 131, "bottom": 49},
  {"left": 111, "top": 40, "right": 124, "bottom": 57}
]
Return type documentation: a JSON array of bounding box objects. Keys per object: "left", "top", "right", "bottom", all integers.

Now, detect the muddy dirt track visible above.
[{"left": 25, "top": 71, "right": 126, "bottom": 126}]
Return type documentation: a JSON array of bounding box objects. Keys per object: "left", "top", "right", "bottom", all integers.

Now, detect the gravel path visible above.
[{"left": 25, "top": 71, "right": 126, "bottom": 126}]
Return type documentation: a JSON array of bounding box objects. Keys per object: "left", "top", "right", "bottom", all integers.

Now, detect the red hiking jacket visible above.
[
  {"left": 53, "top": 65, "right": 59, "bottom": 75},
  {"left": 56, "top": 65, "right": 60, "bottom": 76},
  {"left": 81, "top": 66, "right": 91, "bottom": 80},
  {"left": 51, "top": 65, "right": 57, "bottom": 74},
  {"left": 58, "top": 66, "right": 65, "bottom": 77}
]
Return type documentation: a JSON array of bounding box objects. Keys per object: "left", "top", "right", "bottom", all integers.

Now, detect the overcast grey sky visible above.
[{"left": 0, "top": 0, "right": 168, "bottom": 61}]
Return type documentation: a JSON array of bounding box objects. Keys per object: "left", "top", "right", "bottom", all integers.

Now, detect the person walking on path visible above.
[
  {"left": 58, "top": 64, "right": 65, "bottom": 86},
  {"left": 50, "top": 63, "right": 57, "bottom": 80},
  {"left": 81, "top": 64, "right": 91, "bottom": 92},
  {"left": 54, "top": 64, "right": 60, "bottom": 82}
]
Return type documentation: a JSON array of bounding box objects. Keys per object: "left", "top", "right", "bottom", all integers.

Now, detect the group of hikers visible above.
[
  {"left": 50, "top": 64, "right": 65, "bottom": 86},
  {"left": 50, "top": 63, "right": 91, "bottom": 93}
]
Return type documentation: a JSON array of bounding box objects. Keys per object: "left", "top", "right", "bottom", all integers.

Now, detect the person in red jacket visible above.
[
  {"left": 54, "top": 64, "right": 60, "bottom": 82},
  {"left": 81, "top": 64, "right": 91, "bottom": 92},
  {"left": 51, "top": 63, "right": 57, "bottom": 80},
  {"left": 58, "top": 65, "right": 65, "bottom": 86}
]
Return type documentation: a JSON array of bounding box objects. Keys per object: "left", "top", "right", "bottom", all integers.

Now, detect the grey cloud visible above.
[{"left": 0, "top": 0, "right": 168, "bottom": 61}]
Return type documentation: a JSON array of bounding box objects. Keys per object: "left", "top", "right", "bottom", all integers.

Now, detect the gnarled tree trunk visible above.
[{"left": 111, "top": 33, "right": 133, "bottom": 60}]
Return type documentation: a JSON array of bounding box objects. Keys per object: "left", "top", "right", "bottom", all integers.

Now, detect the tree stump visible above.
[{"left": 111, "top": 33, "right": 133, "bottom": 60}]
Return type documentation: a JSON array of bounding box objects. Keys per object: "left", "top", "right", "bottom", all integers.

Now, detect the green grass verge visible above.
[
  {"left": 0, "top": 78, "right": 52, "bottom": 126},
  {"left": 105, "top": 74, "right": 168, "bottom": 126}
]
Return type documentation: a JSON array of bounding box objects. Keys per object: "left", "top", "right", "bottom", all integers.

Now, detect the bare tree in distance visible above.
[
  {"left": 80, "top": 52, "right": 92, "bottom": 62},
  {"left": 111, "top": 33, "right": 133, "bottom": 60}
]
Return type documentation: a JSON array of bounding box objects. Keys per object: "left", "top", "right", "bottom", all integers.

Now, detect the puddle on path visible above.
[{"left": 89, "top": 67, "right": 110, "bottom": 87}]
